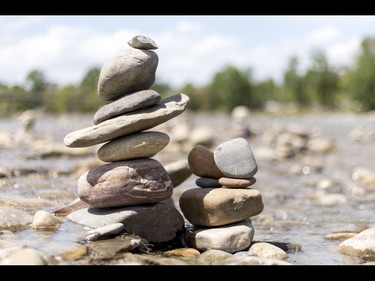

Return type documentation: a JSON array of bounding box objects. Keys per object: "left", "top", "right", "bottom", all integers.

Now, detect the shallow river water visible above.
[{"left": 0, "top": 110, "right": 374, "bottom": 265}]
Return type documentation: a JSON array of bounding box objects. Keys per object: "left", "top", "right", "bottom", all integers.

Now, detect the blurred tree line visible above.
[{"left": 1, "top": 36, "right": 375, "bottom": 116}]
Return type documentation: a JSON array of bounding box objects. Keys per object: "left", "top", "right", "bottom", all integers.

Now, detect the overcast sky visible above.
[{"left": 1, "top": 15, "right": 374, "bottom": 88}]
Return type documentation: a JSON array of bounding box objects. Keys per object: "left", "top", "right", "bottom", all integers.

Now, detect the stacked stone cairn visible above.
[
  {"left": 63, "top": 35, "right": 190, "bottom": 245},
  {"left": 181, "top": 137, "right": 264, "bottom": 253}
]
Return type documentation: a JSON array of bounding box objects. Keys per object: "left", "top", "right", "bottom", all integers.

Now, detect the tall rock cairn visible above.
[
  {"left": 63, "top": 35, "right": 190, "bottom": 244},
  {"left": 181, "top": 138, "right": 264, "bottom": 253}
]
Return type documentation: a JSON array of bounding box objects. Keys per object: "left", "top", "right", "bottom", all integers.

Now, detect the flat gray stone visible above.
[
  {"left": 98, "top": 48, "right": 158, "bottom": 101},
  {"left": 214, "top": 138, "right": 258, "bottom": 179},
  {"left": 64, "top": 93, "right": 189, "bottom": 148},
  {"left": 93, "top": 90, "right": 161, "bottom": 124},
  {"left": 67, "top": 201, "right": 185, "bottom": 243},
  {"left": 97, "top": 131, "right": 170, "bottom": 162},
  {"left": 86, "top": 223, "right": 125, "bottom": 241}
]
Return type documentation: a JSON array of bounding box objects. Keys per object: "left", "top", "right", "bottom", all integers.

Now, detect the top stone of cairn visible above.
[{"left": 128, "top": 35, "right": 158, "bottom": 50}]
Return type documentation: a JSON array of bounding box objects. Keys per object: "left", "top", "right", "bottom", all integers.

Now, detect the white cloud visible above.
[{"left": 0, "top": 17, "right": 368, "bottom": 88}]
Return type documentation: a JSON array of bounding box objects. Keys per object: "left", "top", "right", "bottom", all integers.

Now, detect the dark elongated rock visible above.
[{"left": 78, "top": 158, "right": 173, "bottom": 208}]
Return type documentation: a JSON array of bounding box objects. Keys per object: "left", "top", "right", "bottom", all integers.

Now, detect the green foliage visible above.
[
  {"left": 304, "top": 49, "right": 339, "bottom": 108},
  {"left": 345, "top": 37, "right": 375, "bottom": 110},
  {"left": 2, "top": 36, "right": 375, "bottom": 114},
  {"left": 208, "top": 65, "right": 254, "bottom": 112},
  {"left": 283, "top": 56, "right": 310, "bottom": 106}
]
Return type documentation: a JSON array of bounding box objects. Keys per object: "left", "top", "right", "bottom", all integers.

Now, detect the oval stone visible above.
[
  {"left": 98, "top": 48, "right": 158, "bottom": 101},
  {"left": 179, "top": 187, "right": 264, "bottom": 227},
  {"left": 78, "top": 159, "right": 173, "bottom": 208},
  {"left": 188, "top": 145, "right": 225, "bottom": 178},
  {"left": 214, "top": 138, "right": 258, "bottom": 179},
  {"left": 128, "top": 35, "right": 158, "bottom": 50},
  {"left": 97, "top": 131, "right": 170, "bottom": 162}
]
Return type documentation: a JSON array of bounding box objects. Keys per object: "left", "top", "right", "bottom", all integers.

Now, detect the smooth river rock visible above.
[
  {"left": 77, "top": 158, "right": 173, "bottom": 208},
  {"left": 214, "top": 137, "right": 258, "bottom": 179},
  {"left": 93, "top": 89, "right": 161, "bottom": 124},
  {"left": 98, "top": 48, "right": 158, "bottom": 101},
  {"left": 338, "top": 227, "right": 375, "bottom": 261},
  {"left": 97, "top": 131, "right": 170, "bottom": 162},
  {"left": 0, "top": 207, "right": 33, "bottom": 231},
  {"left": 179, "top": 187, "right": 264, "bottom": 227},
  {"left": 67, "top": 201, "right": 185, "bottom": 243},
  {"left": 188, "top": 145, "right": 225, "bottom": 178},
  {"left": 128, "top": 35, "right": 158, "bottom": 50},
  {"left": 64, "top": 93, "right": 189, "bottom": 148},
  {"left": 184, "top": 219, "right": 255, "bottom": 253}
]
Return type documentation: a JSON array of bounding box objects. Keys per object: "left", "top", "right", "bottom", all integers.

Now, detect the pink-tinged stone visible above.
[
  {"left": 188, "top": 145, "right": 225, "bottom": 178},
  {"left": 78, "top": 158, "right": 173, "bottom": 208},
  {"left": 179, "top": 187, "right": 264, "bottom": 227},
  {"left": 218, "top": 177, "right": 257, "bottom": 188}
]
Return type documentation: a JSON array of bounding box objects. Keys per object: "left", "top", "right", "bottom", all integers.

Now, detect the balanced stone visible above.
[
  {"left": 77, "top": 158, "right": 173, "bottom": 208},
  {"left": 128, "top": 35, "right": 158, "bottom": 50},
  {"left": 98, "top": 48, "right": 158, "bottom": 101},
  {"left": 67, "top": 201, "right": 185, "bottom": 243},
  {"left": 188, "top": 145, "right": 224, "bottom": 178},
  {"left": 214, "top": 137, "right": 258, "bottom": 179},
  {"left": 195, "top": 177, "right": 222, "bottom": 188},
  {"left": 97, "top": 131, "right": 170, "bottom": 162},
  {"left": 179, "top": 187, "right": 264, "bottom": 227},
  {"left": 64, "top": 93, "right": 189, "bottom": 148},
  {"left": 218, "top": 177, "right": 256, "bottom": 188},
  {"left": 93, "top": 90, "right": 161, "bottom": 125},
  {"left": 184, "top": 219, "right": 255, "bottom": 254}
]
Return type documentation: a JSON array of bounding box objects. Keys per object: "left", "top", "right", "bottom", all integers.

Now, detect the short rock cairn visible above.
[
  {"left": 63, "top": 35, "right": 190, "bottom": 245},
  {"left": 181, "top": 138, "right": 264, "bottom": 253}
]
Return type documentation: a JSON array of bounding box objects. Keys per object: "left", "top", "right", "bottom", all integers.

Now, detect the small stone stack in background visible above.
[
  {"left": 180, "top": 137, "right": 264, "bottom": 253},
  {"left": 63, "top": 35, "right": 190, "bottom": 246}
]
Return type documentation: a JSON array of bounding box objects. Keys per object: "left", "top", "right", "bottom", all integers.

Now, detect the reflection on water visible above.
[{"left": 0, "top": 111, "right": 375, "bottom": 265}]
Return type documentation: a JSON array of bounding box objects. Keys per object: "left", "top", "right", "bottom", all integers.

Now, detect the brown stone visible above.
[
  {"left": 188, "top": 145, "right": 224, "bottom": 178},
  {"left": 179, "top": 187, "right": 264, "bottom": 227}
]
